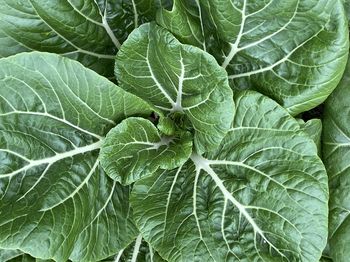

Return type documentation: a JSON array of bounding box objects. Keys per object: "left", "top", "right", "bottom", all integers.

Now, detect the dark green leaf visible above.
[
  {"left": 0, "top": 52, "right": 153, "bottom": 261},
  {"left": 323, "top": 57, "right": 350, "bottom": 262},
  {"left": 161, "top": 0, "right": 349, "bottom": 115},
  {"left": 131, "top": 91, "right": 328, "bottom": 261},
  {"left": 0, "top": 0, "right": 161, "bottom": 77}
]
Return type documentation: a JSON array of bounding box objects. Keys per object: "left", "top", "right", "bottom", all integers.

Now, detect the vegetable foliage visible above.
[{"left": 0, "top": 0, "right": 349, "bottom": 261}]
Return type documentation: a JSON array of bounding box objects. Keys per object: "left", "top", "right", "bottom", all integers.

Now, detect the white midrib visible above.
[
  {"left": 190, "top": 153, "right": 286, "bottom": 259},
  {"left": 222, "top": 0, "right": 247, "bottom": 69},
  {"left": 102, "top": 2, "right": 121, "bottom": 49},
  {"left": 131, "top": 0, "right": 139, "bottom": 28},
  {"left": 146, "top": 42, "right": 177, "bottom": 110},
  {"left": 131, "top": 234, "right": 143, "bottom": 262},
  {"left": 123, "top": 136, "right": 173, "bottom": 150},
  {"left": 70, "top": 0, "right": 121, "bottom": 49},
  {"left": 1, "top": 141, "right": 102, "bottom": 178},
  {"left": 172, "top": 54, "right": 185, "bottom": 112},
  {"left": 114, "top": 249, "right": 124, "bottom": 262},
  {"left": 221, "top": 0, "right": 300, "bottom": 70}
]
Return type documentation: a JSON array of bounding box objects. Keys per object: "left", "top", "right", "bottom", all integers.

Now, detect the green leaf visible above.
[
  {"left": 161, "top": 0, "right": 349, "bottom": 115},
  {"left": 342, "top": 0, "right": 350, "bottom": 23},
  {"left": 0, "top": 52, "right": 153, "bottom": 261},
  {"left": 300, "top": 119, "right": 322, "bottom": 155},
  {"left": 131, "top": 91, "right": 328, "bottom": 261},
  {"left": 100, "top": 117, "right": 192, "bottom": 185},
  {"left": 115, "top": 22, "right": 234, "bottom": 153},
  {"left": 157, "top": 0, "right": 212, "bottom": 50},
  {"left": 0, "top": 0, "right": 161, "bottom": 77},
  {"left": 0, "top": 250, "right": 27, "bottom": 262},
  {"left": 103, "top": 235, "right": 165, "bottom": 262},
  {"left": 323, "top": 57, "right": 350, "bottom": 262}
]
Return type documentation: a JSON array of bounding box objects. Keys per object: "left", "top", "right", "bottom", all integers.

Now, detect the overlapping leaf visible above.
[
  {"left": 0, "top": 0, "right": 164, "bottom": 77},
  {"left": 323, "top": 57, "right": 350, "bottom": 262},
  {"left": 300, "top": 119, "right": 323, "bottom": 154},
  {"left": 100, "top": 117, "right": 192, "bottom": 185},
  {"left": 0, "top": 52, "right": 153, "bottom": 261},
  {"left": 115, "top": 22, "right": 234, "bottom": 153},
  {"left": 160, "top": 0, "right": 349, "bottom": 115},
  {"left": 131, "top": 91, "right": 328, "bottom": 261}
]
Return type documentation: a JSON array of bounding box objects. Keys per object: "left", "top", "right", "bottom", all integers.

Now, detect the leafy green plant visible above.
[{"left": 0, "top": 1, "right": 349, "bottom": 262}]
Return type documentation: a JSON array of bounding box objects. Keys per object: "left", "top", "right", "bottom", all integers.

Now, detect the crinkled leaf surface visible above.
[
  {"left": 0, "top": 52, "right": 154, "bottom": 261},
  {"left": 323, "top": 57, "right": 350, "bottom": 262},
  {"left": 0, "top": 0, "right": 163, "bottom": 77},
  {"left": 131, "top": 91, "right": 328, "bottom": 261},
  {"left": 115, "top": 22, "right": 234, "bottom": 153},
  {"left": 100, "top": 117, "right": 192, "bottom": 185},
  {"left": 160, "top": 0, "right": 349, "bottom": 115}
]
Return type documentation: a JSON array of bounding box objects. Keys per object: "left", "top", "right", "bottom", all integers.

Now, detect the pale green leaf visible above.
[
  {"left": 100, "top": 117, "right": 192, "bottom": 185},
  {"left": 131, "top": 91, "right": 328, "bottom": 261},
  {"left": 115, "top": 22, "right": 234, "bottom": 153},
  {"left": 0, "top": 52, "right": 153, "bottom": 261}
]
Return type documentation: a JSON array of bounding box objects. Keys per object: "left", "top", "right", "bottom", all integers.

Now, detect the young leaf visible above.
[
  {"left": 115, "top": 22, "right": 234, "bottom": 153},
  {"left": 161, "top": 0, "right": 349, "bottom": 116},
  {"left": 131, "top": 91, "right": 328, "bottom": 261},
  {"left": 100, "top": 117, "right": 192, "bottom": 185},
  {"left": 323, "top": 57, "right": 350, "bottom": 262},
  {"left": 0, "top": 52, "right": 153, "bottom": 261},
  {"left": 0, "top": 0, "right": 161, "bottom": 77}
]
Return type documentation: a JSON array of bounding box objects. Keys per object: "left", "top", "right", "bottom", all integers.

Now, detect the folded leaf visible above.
[
  {"left": 323, "top": 57, "right": 350, "bottom": 262},
  {"left": 131, "top": 91, "right": 328, "bottom": 261},
  {"left": 100, "top": 117, "right": 192, "bottom": 185},
  {"left": 0, "top": 0, "right": 162, "bottom": 77},
  {"left": 160, "top": 0, "right": 349, "bottom": 115},
  {"left": 0, "top": 52, "right": 153, "bottom": 261},
  {"left": 115, "top": 22, "right": 234, "bottom": 153}
]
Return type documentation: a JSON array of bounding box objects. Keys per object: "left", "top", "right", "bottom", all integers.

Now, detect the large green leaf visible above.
[
  {"left": 115, "top": 22, "right": 234, "bottom": 153},
  {"left": 323, "top": 57, "right": 350, "bottom": 262},
  {"left": 100, "top": 117, "right": 192, "bottom": 185},
  {"left": 0, "top": 0, "right": 163, "bottom": 77},
  {"left": 160, "top": 0, "right": 349, "bottom": 115},
  {"left": 131, "top": 91, "right": 328, "bottom": 261},
  {"left": 0, "top": 52, "right": 153, "bottom": 261}
]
